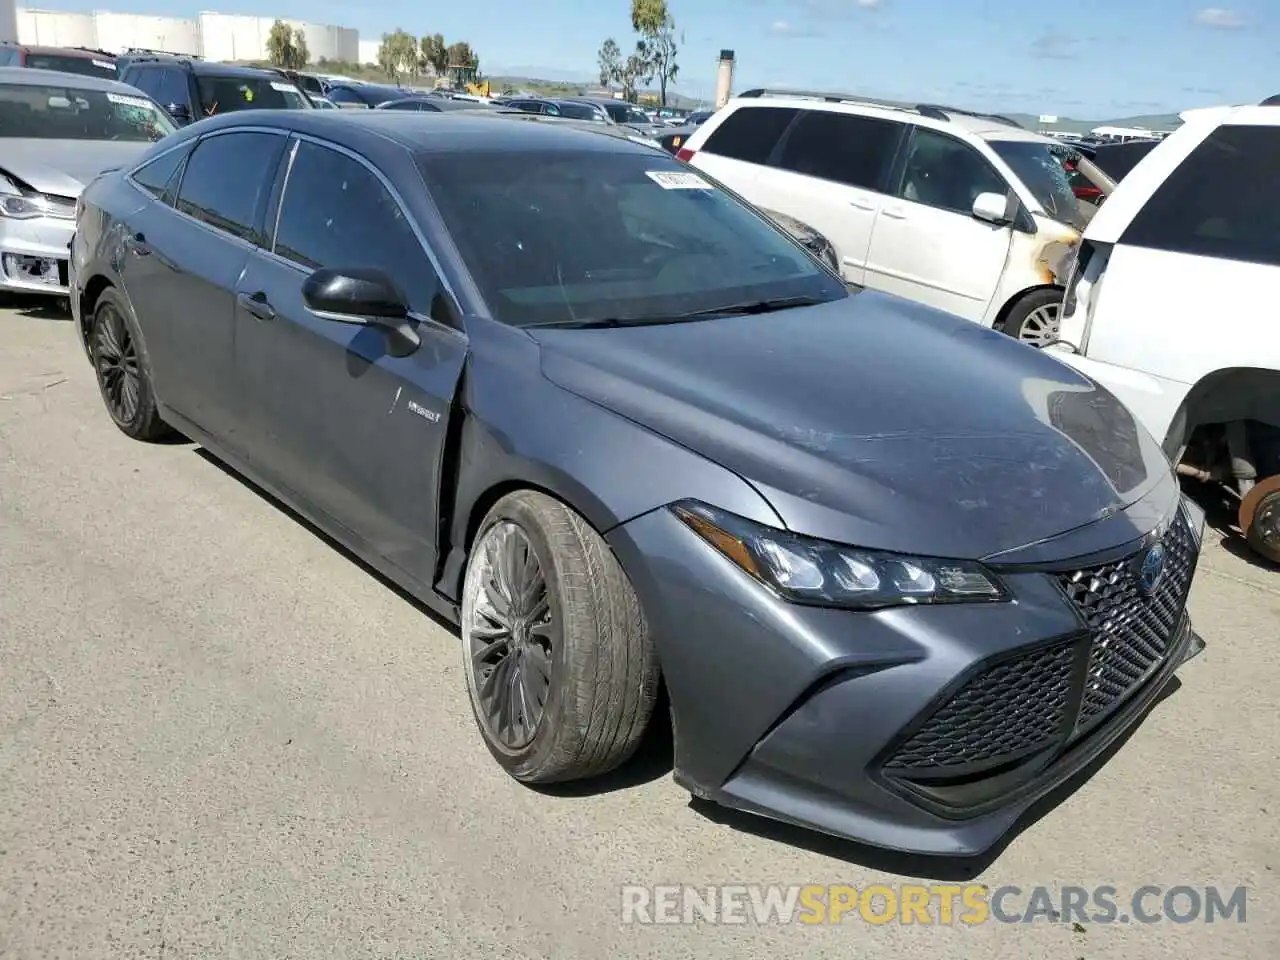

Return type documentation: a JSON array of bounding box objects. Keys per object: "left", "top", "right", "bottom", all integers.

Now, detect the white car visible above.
[
  {"left": 1049, "top": 101, "right": 1280, "bottom": 563},
  {"left": 677, "top": 88, "right": 1113, "bottom": 343}
]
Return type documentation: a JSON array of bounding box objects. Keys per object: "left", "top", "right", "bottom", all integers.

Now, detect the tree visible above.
[
  {"left": 420, "top": 33, "right": 447, "bottom": 76},
  {"left": 597, "top": 37, "right": 621, "bottom": 90},
  {"left": 630, "top": 0, "right": 678, "bottom": 106},
  {"left": 266, "top": 19, "right": 308, "bottom": 70},
  {"left": 377, "top": 28, "right": 418, "bottom": 83},
  {"left": 618, "top": 40, "right": 653, "bottom": 104}
]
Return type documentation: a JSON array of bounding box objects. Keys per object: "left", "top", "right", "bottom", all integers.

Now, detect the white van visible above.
[{"left": 677, "top": 89, "right": 1113, "bottom": 343}]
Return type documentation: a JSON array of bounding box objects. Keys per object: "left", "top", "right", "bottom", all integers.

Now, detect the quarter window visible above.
[
  {"left": 775, "top": 110, "right": 902, "bottom": 190},
  {"left": 1119, "top": 125, "right": 1280, "bottom": 267},
  {"left": 273, "top": 141, "right": 437, "bottom": 310},
  {"left": 175, "top": 132, "right": 285, "bottom": 242},
  {"left": 131, "top": 145, "right": 190, "bottom": 203},
  {"left": 899, "top": 127, "right": 1008, "bottom": 215},
  {"left": 701, "top": 106, "right": 798, "bottom": 164}
]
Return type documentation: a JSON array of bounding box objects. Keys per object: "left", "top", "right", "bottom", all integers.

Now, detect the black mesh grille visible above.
[
  {"left": 882, "top": 640, "right": 1077, "bottom": 771},
  {"left": 1061, "top": 509, "right": 1197, "bottom": 733}
]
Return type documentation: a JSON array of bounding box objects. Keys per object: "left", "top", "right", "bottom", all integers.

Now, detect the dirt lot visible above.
[{"left": 1, "top": 299, "right": 1276, "bottom": 958}]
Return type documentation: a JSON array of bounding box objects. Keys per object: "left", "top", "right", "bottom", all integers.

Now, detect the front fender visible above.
[{"left": 435, "top": 318, "right": 782, "bottom": 601}]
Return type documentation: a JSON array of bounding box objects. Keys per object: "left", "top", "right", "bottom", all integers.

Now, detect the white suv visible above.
[
  {"left": 677, "top": 89, "right": 1113, "bottom": 343},
  {"left": 1049, "top": 102, "right": 1280, "bottom": 563}
]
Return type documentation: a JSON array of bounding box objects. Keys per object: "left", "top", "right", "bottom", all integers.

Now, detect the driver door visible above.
[{"left": 234, "top": 138, "right": 468, "bottom": 585}]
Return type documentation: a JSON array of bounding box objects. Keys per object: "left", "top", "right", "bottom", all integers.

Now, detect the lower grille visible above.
[
  {"left": 882, "top": 639, "right": 1076, "bottom": 772},
  {"left": 1060, "top": 508, "right": 1198, "bottom": 734},
  {"left": 882, "top": 507, "right": 1198, "bottom": 777}
]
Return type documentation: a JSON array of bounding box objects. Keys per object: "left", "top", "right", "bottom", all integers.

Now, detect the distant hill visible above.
[{"left": 1003, "top": 112, "right": 1182, "bottom": 134}]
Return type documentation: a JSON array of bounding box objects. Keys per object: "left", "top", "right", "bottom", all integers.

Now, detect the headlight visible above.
[
  {"left": 0, "top": 174, "right": 50, "bottom": 220},
  {"left": 672, "top": 501, "right": 1008, "bottom": 610}
]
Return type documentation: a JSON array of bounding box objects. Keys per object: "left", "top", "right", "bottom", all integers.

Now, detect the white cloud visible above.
[
  {"left": 770, "top": 19, "right": 819, "bottom": 37},
  {"left": 856, "top": 0, "right": 884, "bottom": 7},
  {"left": 1194, "top": 7, "right": 1245, "bottom": 27}
]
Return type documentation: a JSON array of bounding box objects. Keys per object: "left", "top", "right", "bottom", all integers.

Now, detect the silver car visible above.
[{"left": 0, "top": 66, "right": 176, "bottom": 297}]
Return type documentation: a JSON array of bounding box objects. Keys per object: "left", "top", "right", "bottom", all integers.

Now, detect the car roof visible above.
[
  {"left": 7, "top": 45, "right": 112, "bottom": 59},
  {"left": 128, "top": 58, "right": 282, "bottom": 80},
  {"left": 0, "top": 65, "right": 138, "bottom": 94},
  {"left": 185, "top": 109, "right": 668, "bottom": 156}
]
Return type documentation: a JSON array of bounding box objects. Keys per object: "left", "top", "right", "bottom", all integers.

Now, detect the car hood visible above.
[
  {"left": 0, "top": 139, "right": 153, "bottom": 196},
  {"left": 532, "top": 292, "right": 1173, "bottom": 560}
]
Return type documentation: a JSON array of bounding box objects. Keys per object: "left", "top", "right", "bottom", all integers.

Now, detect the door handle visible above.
[
  {"left": 848, "top": 197, "right": 877, "bottom": 211},
  {"left": 237, "top": 290, "right": 276, "bottom": 321},
  {"left": 880, "top": 205, "right": 907, "bottom": 219},
  {"left": 125, "top": 232, "right": 151, "bottom": 256}
]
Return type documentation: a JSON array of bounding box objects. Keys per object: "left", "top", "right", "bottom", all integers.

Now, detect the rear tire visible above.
[
  {"left": 461, "top": 490, "right": 660, "bottom": 784},
  {"left": 90, "top": 288, "right": 173, "bottom": 442},
  {"left": 1001, "top": 289, "right": 1062, "bottom": 345}
]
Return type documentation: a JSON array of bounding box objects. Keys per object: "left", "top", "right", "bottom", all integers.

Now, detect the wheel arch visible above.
[
  {"left": 994, "top": 282, "right": 1062, "bottom": 332},
  {"left": 79, "top": 273, "right": 115, "bottom": 343},
  {"left": 1163, "top": 366, "right": 1280, "bottom": 460}
]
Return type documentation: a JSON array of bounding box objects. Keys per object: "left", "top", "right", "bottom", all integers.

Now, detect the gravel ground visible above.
[{"left": 1, "top": 299, "right": 1276, "bottom": 959}]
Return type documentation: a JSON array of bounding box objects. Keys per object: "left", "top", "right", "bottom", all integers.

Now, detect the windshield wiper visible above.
[{"left": 525, "top": 296, "right": 832, "bottom": 330}]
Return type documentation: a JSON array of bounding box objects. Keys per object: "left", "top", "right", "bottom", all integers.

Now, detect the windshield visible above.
[
  {"left": 991, "top": 140, "right": 1111, "bottom": 229},
  {"left": 603, "top": 102, "right": 651, "bottom": 126},
  {"left": 196, "top": 75, "right": 311, "bottom": 116},
  {"left": 24, "top": 54, "right": 117, "bottom": 79},
  {"left": 556, "top": 102, "right": 604, "bottom": 122},
  {"left": 418, "top": 150, "right": 846, "bottom": 327},
  {"left": 0, "top": 81, "right": 176, "bottom": 141}
]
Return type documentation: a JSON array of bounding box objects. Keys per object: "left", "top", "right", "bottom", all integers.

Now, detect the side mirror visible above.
[
  {"left": 971, "top": 191, "right": 1011, "bottom": 225},
  {"left": 166, "top": 103, "right": 191, "bottom": 124},
  {"left": 301, "top": 267, "right": 421, "bottom": 357}
]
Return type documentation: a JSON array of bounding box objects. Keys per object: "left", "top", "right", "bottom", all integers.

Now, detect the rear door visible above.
[
  {"left": 863, "top": 125, "right": 1015, "bottom": 320},
  {"left": 687, "top": 105, "right": 797, "bottom": 199},
  {"left": 233, "top": 137, "right": 468, "bottom": 584},
  {"left": 120, "top": 128, "right": 287, "bottom": 446},
  {"left": 753, "top": 109, "right": 905, "bottom": 285}
]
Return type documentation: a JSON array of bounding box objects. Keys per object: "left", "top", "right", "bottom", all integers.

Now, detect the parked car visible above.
[
  {"left": 118, "top": 53, "right": 312, "bottom": 125},
  {"left": 376, "top": 96, "right": 490, "bottom": 112},
  {"left": 324, "top": 82, "right": 412, "bottom": 109},
  {"left": 678, "top": 88, "right": 1115, "bottom": 344},
  {"left": 563, "top": 97, "right": 665, "bottom": 136},
  {"left": 0, "top": 67, "right": 175, "bottom": 298},
  {"left": 1090, "top": 139, "right": 1161, "bottom": 182},
  {"left": 0, "top": 42, "right": 118, "bottom": 80},
  {"left": 70, "top": 110, "right": 1203, "bottom": 856},
  {"left": 1050, "top": 101, "right": 1280, "bottom": 563},
  {"left": 656, "top": 124, "right": 698, "bottom": 155},
  {"left": 500, "top": 97, "right": 564, "bottom": 117}
]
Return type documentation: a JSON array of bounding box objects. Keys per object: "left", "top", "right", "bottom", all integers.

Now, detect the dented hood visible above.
[
  {"left": 533, "top": 292, "right": 1174, "bottom": 559},
  {"left": 0, "top": 139, "right": 152, "bottom": 196}
]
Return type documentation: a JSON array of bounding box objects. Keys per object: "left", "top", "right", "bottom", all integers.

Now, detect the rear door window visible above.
[
  {"left": 700, "top": 106, "right": 798, "bottom": 164},
  {"left": 1119, "top": 125, "right": 1280, "bottom": 267},
  {"left": 175, "top": 131, "right": 286, "bottom": 242},
  {"left": 775, "top": 110, "right": 903, "bottom": 191}
]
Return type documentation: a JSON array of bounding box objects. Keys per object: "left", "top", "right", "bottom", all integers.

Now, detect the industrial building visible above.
[{"left": 0, "top": 2, "right": 358, "bottom": 64}]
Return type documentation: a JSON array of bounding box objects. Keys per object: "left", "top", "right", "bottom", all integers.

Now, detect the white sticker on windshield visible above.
[
  {"left": 106, "top": 93, "right": 151, "bottom": 109},
  {"left": 270, "top": 81, "right": 297, "bottom": 92},
  {"left": 645, "top": 170, "right": 712, "bottom": 190},
  {"left": 93, "top": 59, "right": 115, "bottom": 70}
]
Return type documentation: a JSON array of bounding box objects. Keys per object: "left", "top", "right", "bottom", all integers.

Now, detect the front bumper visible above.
[
  {"left": 0, "top": 215, "right": 74, "bottom": 296},
  {"left": 607, "top": 497, "right": 1204, "bottom": 857}
]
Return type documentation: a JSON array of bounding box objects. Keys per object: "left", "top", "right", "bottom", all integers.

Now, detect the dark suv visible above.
[
  {"left": 0, "top": 42, "right": 117, "bottom": 79},
  {"left": 117, "top": 53, "right": 312, "bottom": 125}
]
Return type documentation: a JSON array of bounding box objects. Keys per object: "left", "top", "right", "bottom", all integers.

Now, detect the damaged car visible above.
[
  {"left": 677, "top": 88, "right": 1114, "bottom": 345},
  {"left": 71, "top": 111, "right": 1203, "bottom": 855},
  {"left": 0, "top": 67, "right": 175, "bottom": 298}
]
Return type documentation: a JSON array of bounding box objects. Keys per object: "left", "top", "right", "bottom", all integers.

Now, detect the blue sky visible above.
[{"left": 96, "top": 0, "right": 1275, "bottom": 117}]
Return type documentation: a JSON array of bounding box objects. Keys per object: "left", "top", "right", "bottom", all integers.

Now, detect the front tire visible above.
[
  {"left": 1001, "top": 288, "right": 1062, "bottom": 346},
  {"left": 461, "top": 490, "right": 660, "bottom": 784},
  {"left": 90, "top": 289, "right": 172, "bottom": 442}
]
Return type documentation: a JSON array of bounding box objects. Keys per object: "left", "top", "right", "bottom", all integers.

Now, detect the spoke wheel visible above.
[
  {"left": 94, "top": 303, "right": 142, "bottom": 426},
  {"left": 465, "top": 521, "right": 555, "bottom": 752},
  {"left": 1016, "top": 304, "right": 1060, "bottom": 346}
]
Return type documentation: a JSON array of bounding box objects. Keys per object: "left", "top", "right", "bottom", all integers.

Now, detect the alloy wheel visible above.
[
  {"left": 94, "top": 304, "right": 140, "bottom": 425},
  {"left": 465, "top": 521, "right": 555, "bottom": 751},
  {"left": 1017, "top": 304, "right": 1060, "bottom": 346}
]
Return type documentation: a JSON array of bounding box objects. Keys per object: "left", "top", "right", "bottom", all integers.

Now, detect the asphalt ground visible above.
[{"left": 2, "top": 296, "right": 1276, "bottom": 958}]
